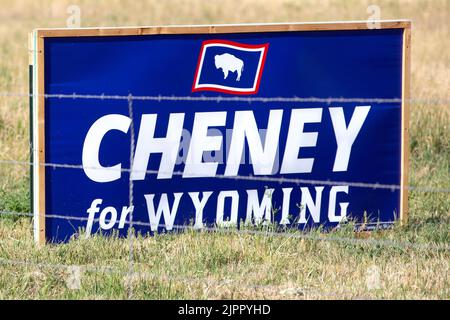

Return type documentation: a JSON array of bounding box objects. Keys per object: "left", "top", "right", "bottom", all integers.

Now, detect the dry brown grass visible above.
[{"left": 0, "top": 0, "right": 448, "bottom": 299}]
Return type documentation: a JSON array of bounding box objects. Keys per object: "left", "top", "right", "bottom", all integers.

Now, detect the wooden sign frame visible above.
[{"left": 30, "top": 20, "right": 411, "bottom": 245}]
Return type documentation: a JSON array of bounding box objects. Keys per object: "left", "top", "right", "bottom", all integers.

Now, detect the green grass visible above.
[
  {"left": 0, "top": 177, "right": 30, "bottom": 214},
  {"left": 0, "top": 222, "right": 448, "bottom": 299},
  {"left": 0, "top": 0, "right": 449, "bottom": 299}
]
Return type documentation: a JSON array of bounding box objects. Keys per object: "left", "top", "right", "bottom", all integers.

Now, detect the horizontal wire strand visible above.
[
  {"left": 0, "top": 91, "right": 449, "bottom": 105},
  {"left": 1, "top": 159, "right": 449, "bottom": 193},
  {"left": 1, "top": 209, "right": 449, "bottom": 251}
]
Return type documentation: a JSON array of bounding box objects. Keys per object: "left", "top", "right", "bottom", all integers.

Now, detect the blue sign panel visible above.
[{"left": 32, "top": 23, "right": 408, "bottom": 243}]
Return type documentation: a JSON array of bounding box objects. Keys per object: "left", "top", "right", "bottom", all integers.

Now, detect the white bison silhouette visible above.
[{"left": 214, "top": 53, "right": 244, "bottom": 81}]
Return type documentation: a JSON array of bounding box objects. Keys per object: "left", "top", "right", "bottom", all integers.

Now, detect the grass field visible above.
[{"left": 0, "top": 0, "right": 449, "bottom": 299}]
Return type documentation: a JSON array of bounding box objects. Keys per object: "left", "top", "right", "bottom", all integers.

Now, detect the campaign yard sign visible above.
[{"left": 30, "top": 21, "right": 411, "bottom": 244}]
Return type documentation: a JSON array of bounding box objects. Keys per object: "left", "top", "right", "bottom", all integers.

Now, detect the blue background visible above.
[{"left": 42, "top": 29, "right": 404, "bottom": 242}]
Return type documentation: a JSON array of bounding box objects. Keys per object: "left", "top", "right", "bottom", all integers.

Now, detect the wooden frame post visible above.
[
  {"left": 31, "top": 30, "right": 46, "bottom": 245},
  {"left": 400, "top": 22, "right": 411, "bottom": 224}
]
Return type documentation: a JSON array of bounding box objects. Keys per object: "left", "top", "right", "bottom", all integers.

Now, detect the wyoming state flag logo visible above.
[{"left": 192, "top": 40, "right": 269, "bottom": 95}]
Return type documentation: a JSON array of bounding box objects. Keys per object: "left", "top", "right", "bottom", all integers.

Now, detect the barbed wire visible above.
[
  {"left": 0, "top": 255, "right": 375, "bottom": 299},
  {"left": 1, "top": 159, "right": 449, "bottom": 193},
  {"left": 0, "top": 91, "right": 450, "bottom": 105},
  {"left": 1, "top": 90, "right": 449, "bottom": 300},
  {"left": 127, "top": 94, "right": 135, "bottom": 299},
  {"left": 0, "top": 210, "right": 445, "bottom": 299},
  {"left": 1, "top": 209, "right": 449, "bottom": 251}
]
